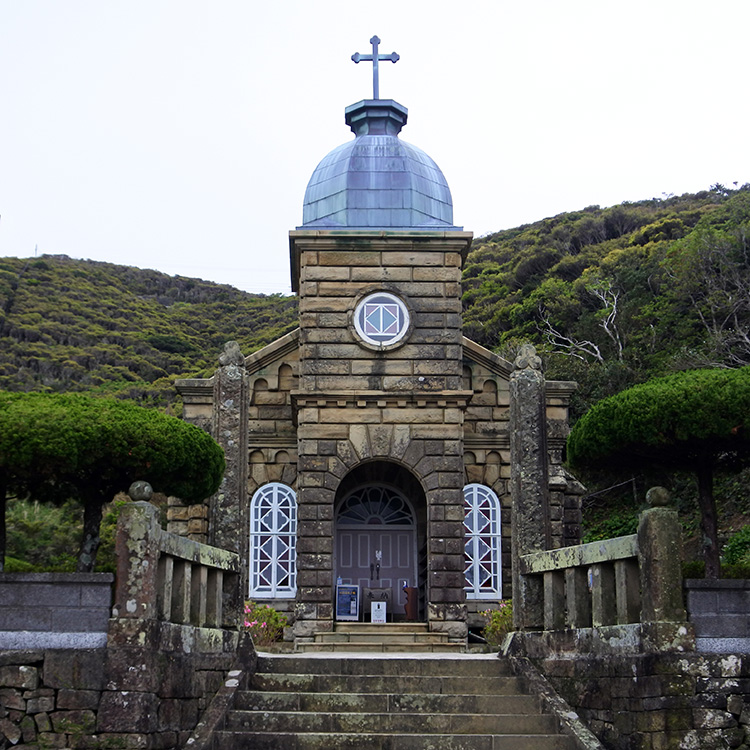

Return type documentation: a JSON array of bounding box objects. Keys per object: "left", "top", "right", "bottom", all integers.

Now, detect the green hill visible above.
[
  {"left": 0, "top": 255, "right": 298, "bottom": 411},
  {"left": 463, "top": 184, "right": 750, "bottom": 419},
  {"left": 1, "top": 183, "right": 748, "bottom": 423}
]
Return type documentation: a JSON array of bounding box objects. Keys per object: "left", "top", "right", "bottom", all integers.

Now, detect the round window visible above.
[{"left": 352, "top": 292, "right": 411, "bottom": 348}]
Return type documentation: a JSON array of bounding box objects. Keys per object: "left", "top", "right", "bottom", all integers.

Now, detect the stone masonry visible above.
[{"left": 289, "top": 231, "right": 473, "bottom": 642}]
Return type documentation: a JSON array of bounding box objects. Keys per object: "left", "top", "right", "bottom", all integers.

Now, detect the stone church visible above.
[{"left": 175, "top": 43, "right": 582, "bottom": 646}]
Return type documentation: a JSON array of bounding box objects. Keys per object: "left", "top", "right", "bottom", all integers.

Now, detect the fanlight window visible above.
[
  {"left": 249, "top": 483, "right": 297, "bottom": 598},
  {"left": 338, "top": 485, "right": 414, "bottom": 526},
  {"left": 464, "top": 484, "right": 502, "bottom": 599}
]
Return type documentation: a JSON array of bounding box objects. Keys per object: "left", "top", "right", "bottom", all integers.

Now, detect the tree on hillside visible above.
[
  {"left": 665, "top": 225, "right": 750, "bottom": 368},
  {"left": 0, "top": 392, "right": 225, "bottom": 572},
  {"left": 567, "top": 367, "right": 750, "bottom": 578}
]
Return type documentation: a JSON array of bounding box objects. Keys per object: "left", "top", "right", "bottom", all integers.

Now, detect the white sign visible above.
[{"left": 371, "top": 600, "right": 387, "bottom": 624}]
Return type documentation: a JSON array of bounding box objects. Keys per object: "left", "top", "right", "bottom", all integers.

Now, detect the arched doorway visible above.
[{"left": 334, "top": 462, "right": 426, "bottom": 620}]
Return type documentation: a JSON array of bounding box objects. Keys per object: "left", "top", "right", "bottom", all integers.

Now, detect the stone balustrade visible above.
[
  {"left": 112, "top": 501, "right": 241, "bottom": 629},
  {"left": 516, "top": 502, "right": 691, "bottom": 652},
  {"left": 521, "top": 534, "right": 640, "bottom": 631}
]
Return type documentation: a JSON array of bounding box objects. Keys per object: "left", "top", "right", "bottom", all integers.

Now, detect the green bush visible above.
[
  {"left": 481, "top": 601, "right": 513, "bottom": 648},
  {"left": 723, "top": 525, "right": 750, "bottom": 565},
  {"left": 242, "top": 602, "right": 287, "bottom": 648}
]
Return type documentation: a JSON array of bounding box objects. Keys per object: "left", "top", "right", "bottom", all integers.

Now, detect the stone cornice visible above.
[
  {"left": 545, "top": 381, "right": 578, "bottom": 399},
  {"left": 248, "top": 436, "right": 297, "bottom": 449},
  {"left": 291, "top": 389, "right": 474, "bottom": 409},
  {"left": 463, "top": 434, "right": 510, "bottom": 450},
  {"left": 174, "top": 377, "right": 214, "bottom": 401}
]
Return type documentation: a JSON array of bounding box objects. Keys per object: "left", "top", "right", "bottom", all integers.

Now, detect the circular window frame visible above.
[{"left": 350, "top": 290, "right": 413, "bottom": 351}]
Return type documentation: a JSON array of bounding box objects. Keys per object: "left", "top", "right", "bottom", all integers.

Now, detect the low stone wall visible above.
[
  {"left": 0, "top": 625, "right": 255, "bottom": 750},
  {"left": 0, "top": 573, "right": 113, "bottom": 650},
  {"left": 532, "top": 650, "right": 750, "bottom": 750},
  {"left": 686, "top": 578, "right": 750, "bottom": 653}
]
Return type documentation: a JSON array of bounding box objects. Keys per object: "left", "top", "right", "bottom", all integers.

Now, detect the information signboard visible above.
[
  {"left": 335, "top": 584, "right": 359, "bottom": 621},
  {"left": 371, "top": 601, "right": 386, "bottom": 624}
]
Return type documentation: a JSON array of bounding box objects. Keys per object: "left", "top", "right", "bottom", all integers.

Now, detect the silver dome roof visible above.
[{"left": 301, "top": 100, "right": 459, "bottom": 230}]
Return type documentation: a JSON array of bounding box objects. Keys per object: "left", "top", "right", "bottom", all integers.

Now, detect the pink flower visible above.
[{"left": 244, "top": 620, "right": 251, "bottom": 628}]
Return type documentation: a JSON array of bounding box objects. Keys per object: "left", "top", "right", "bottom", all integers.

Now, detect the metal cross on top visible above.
[{"left": 351, "top": 35, "right": 399, "bottom": 100}]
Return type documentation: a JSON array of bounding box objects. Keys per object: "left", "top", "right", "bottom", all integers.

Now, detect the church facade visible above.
[{"left": 175, "top": 73, "right": 582, "bottom": 645}]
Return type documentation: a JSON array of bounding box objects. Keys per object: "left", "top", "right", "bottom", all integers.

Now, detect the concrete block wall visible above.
[
  {"left": 686, "top": 579, "right": 750, "bottom": 652},
  {"left": 0, "top": 574, "right": 113, "bottom": 650}
]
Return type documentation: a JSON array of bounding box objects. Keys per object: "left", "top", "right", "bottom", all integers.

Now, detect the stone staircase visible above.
[
  {"left": 212, "top": 652, "right": 576, "bottom": 749},
  {"left": 296, "top": 622, "right": 465, "bottom": 653}
]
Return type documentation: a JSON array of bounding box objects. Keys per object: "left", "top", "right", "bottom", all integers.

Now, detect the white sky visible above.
[{"left": 1, "top": 1, "right": 747, "bottom": 295}]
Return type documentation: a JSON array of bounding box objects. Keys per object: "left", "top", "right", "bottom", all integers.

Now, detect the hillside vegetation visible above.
[
  {"left": 463, "top": 184, "right": 750, "bottom": 419},
  {"left": 0, "top": 256, "right": 298, "bottom": 410}
]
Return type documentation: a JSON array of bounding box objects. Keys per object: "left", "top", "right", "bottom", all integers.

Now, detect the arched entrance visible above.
[{"left": 334, "top": 462, "right": 426, "bottom": 621}]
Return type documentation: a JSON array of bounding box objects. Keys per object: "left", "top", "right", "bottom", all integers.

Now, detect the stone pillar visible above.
[
  {"left": 638, "top": 487, "right": 687, "bottom": 623},
  {"left": 210, "top": 341, "right": 249, "bottom": 556},
  {"left": 112, "top": 496, "right": 160, "bottom": 622},
  {"left": 510, "top": 344, "right": 550, "bottom": 630}
]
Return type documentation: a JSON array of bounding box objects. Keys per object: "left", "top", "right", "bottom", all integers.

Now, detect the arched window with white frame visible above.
[
  {"left": 463, "top": 483, "right": 502, "bottom": 599},
  {"left": 249, "top": 483, "right": 297, "bottom": 598}
]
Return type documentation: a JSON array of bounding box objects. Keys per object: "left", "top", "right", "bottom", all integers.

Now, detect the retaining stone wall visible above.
[
  {"left": 0, "top": 626, "right": 254, "bottom": 750},
  {"left": 538, "top": 651, "right": 750, "bottom": 750}
]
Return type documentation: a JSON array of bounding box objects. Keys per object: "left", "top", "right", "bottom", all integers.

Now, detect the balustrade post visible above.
[
  {"left": 591, "top": 563, "right": 616, "bottom": 626},
  {"left": 544, "top": 570, "right": 565, "bottom": 630},
  {"left": 191, "top": 565, "right": 208, "bottom": 626},
  {"left": 615, "top": 559, "right": 640, "bottom": 624},
  {"left": 565, "top": 567, "right": 592, "bottom": 628}
]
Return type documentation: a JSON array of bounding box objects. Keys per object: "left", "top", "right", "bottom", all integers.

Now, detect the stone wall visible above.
[
  {"left": 0, "top": 573, "right": 113, "bottom": 650},
  {"left": 0, "top": 628, "right": 253, "bottom": 750},
  {"left": 536, "top": 651, "right": 750, "bottom": 750}
]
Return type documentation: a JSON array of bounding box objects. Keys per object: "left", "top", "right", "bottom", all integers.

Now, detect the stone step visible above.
[
  {"left": 296, "top": 640, "right": 466, "bottom": 653},
  {"left": 248, "top": 673, "right": 528, "bottom": 696},
  {"left": 220, "top": 655, "right": 574, "bottom": 750},
  {"left": 312, "top": 632, "right": 449, "bottom": 644},
  {"left": 213, "top": 731, "right": 575, "bottom": 750},
  {"left": 256, "top": 654, "right": 510, "bottom": 676},
  {"left": 332, "top": 623, "right": 430, "bottom": 635},
  {"left": 335, "top": 622, "right": 430, "bottom": 633},
  {"left": 235, "top": 690, "right": 541, "bottom": 715},
  {"left": 226, "top": 709, "right": 558, "bottom": 734}
]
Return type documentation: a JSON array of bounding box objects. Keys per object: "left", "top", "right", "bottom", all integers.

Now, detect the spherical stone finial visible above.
[
  {"left": 646, "top": 486, "right": 671, "bottom": 507},
  {"left": 129, "top": 480, "right": 153, "bottom": 502}
]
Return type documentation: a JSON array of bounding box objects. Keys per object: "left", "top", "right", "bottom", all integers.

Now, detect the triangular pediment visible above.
[
  {"left": 462, "top": 337, "right": 513, "bottom": 380},
  {"left": 244, "top": 328, "right": 300, "bottom": 376}
]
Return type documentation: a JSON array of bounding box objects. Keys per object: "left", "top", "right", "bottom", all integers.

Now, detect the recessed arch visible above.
[{"left": 334, "top": 460, "right": 426, "bottom": 620}]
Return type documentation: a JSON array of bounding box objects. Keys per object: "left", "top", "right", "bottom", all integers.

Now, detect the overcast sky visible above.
[{"left": 1, "top": 1, "right": 747, "bottom": 295}]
